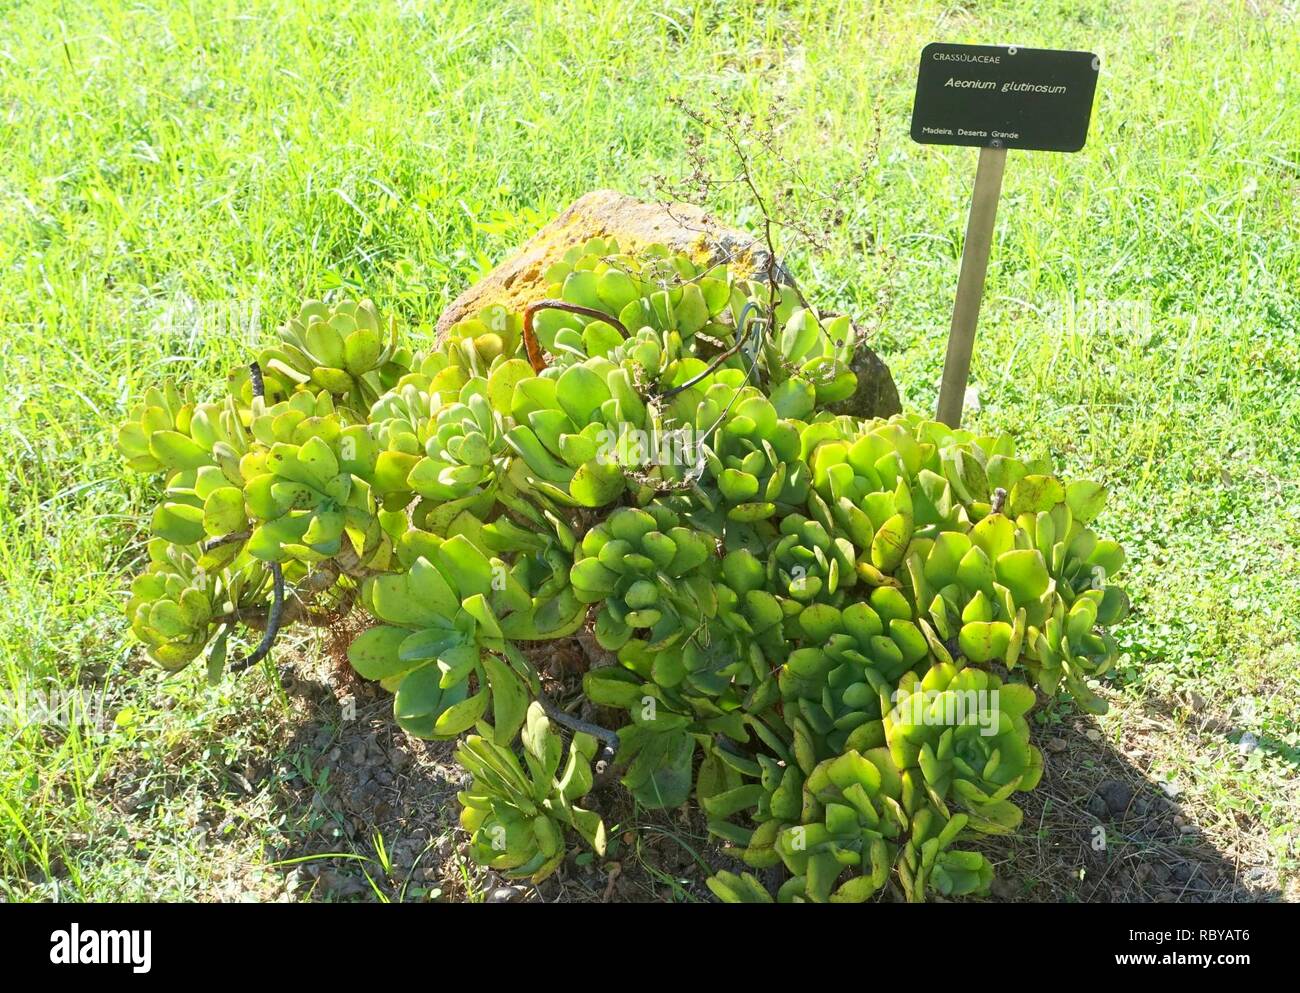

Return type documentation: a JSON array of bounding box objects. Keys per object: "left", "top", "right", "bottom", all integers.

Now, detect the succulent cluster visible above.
[
  {"left": 456, "top": 703, "right": 606, "bottom": 882},
  {"left": 117, "top": 236, "right": 1130, "bottom": 900}
]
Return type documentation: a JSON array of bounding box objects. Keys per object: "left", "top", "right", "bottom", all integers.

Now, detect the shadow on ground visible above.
[
  {"left": 256, "top": 655, "right": 727, "bottom": 902},
  {"left": 976, "top": 704, "right": 1281, "bottom": 903},
  {"left": 254, "top": 657, "right": 1282, "bottom": 904}
]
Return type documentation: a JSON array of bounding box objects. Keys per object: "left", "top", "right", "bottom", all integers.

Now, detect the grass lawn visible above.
[{"left": 1, "top": 0, "right": 1296, "bottom": 901}]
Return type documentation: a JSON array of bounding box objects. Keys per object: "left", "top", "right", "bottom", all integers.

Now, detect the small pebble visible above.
[
  {"left": 990, "top": 877, "right": 1017, "bottom": 900},
  {"left": 318, "top": 869, "right": 368, "bottom": 898},
  {"left": 1097, "top": 779, "right": 1134, "bottom": 817},
  {"left": 1047, "top": 737, "right": 1068, "bottom": 753}
]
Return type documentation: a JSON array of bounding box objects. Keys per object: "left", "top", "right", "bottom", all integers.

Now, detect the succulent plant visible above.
[
  {"left": 705, "top": 391, "right": 811, "bottom": 522},
  {"left": 705, "top": 869, "right": 775, "bottom": 903},
  {"left": 896, "top": 807, "right": 994, "bottom": 902},
  {"left": 766, "top": 512, "right": 858, "bottom": 604},
  {"left": 441, "top": 303, "right": 523, "bottom": 373},
  {"left": 886, "top": 662, "right": 1042, "bottom": 834},
  {"left": 764, "top": 749, "right": 907, "bottom": 903},
  {"left": 456, "top": 703, "right": 606, "bottom": 882},
  {"left": 253, "top": 298, "right": 400, "bottom": 407},
  {"left": 777, "top": 601, "right": 917, "bottom": 758},
  {"left": 116, "top": 382, "right": 197, "bottom": 475},
  {"left": 115, "top": 240, "right": 1134, "bottom": 904},
  {"left": 126, "top": 539, "right": 225, "bottom": 670},
  {"left": 571, "top": 504, "right": 717, "bottom": 638},
  {"left": 399, "top": 380, "right": 507, "bottom": 504},
  {"left": 347, "top": 536, "right": 538, "bottom": 742},
  {"left": 584, "top": 626, "right": 755, "bottom": 810},
  {"left": 764, "top": 306, "right": 858, "bottom": 409}
]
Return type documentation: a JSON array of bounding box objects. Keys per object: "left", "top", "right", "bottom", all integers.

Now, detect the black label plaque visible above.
[{"left": 910, "top": 43, "right": 1099, "bottom": 152}]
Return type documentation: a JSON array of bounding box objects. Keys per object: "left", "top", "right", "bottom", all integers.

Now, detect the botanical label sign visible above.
[{"left": 911, "top": 43, "right": 1100, "bottom": 153}]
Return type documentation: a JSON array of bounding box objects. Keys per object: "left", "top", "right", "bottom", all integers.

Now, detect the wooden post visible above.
[{"left": 935, "top": 146, "right": 1007, "bottom": 428}]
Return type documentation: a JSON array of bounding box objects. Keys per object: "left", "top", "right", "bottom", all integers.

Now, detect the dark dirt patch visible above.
[
  {"left": 260, "top": 650, "right": 738, "bottom": 903},
  {"left": 250, "top": 664, "right": 1288, "bottom": 902},
  {"left": 975, "top": 706, "right": 1282, "bottom": 903},
  {"left": 86, "top": 643, "right": 1284, "bottom": 903}
]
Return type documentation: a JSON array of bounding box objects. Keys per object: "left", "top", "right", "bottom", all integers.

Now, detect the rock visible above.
[
  {"left": 435, "top": 190, "right": 900, "bottom": 419},
  {"left": 826, "top": 336, "right": 903, "bottom": 421},
  {"left": 318, "top": 869, "right": 368, "bottom": 899},
  {"left": 1085, "top": 729, "right": 1102, "bottom": 743},
  {"left": 1243, "top": 866, "right": 1269, "bottom": 886},
  {"left": 487, "top": 885, "right": 527, "bottom": 904},
  {"left": 1086, "top": 794, "right": 1109, "bottom": 820},
  {"left": 990, "top": 876, "right": 1019, "bottom": 900},
  {"left": 437, "top": 191, "right": 778, "bottom": 338},
  {"left": 1046, "top": 737, "right": 1068, "bottom": 753},
  {"left": 348, "top": 784, "right": 376, "bottom": 812},
  {"left": 1097, "top": 779, "right": 1134, "bottom": 817}
]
